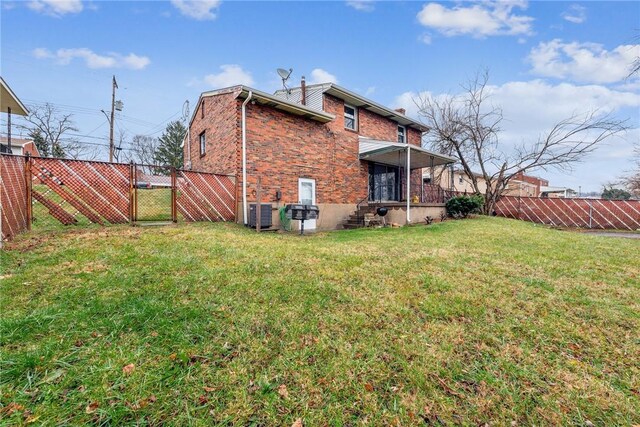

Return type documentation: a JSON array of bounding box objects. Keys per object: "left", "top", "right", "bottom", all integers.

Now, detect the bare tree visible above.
[
  {"left": 19, "top": 103, "right": 79, "bottom": 158},
  {"left": 628, "top": 30, "right": 640, "bottom": 78},
  {"left": 620, "top": 142, "right": 640, "bottom": 196},
  {"left": 112, "top": 129, "right": 128, "bottom": 163},
  {"left": 417, "top": 70, "right": 629, "bottom": 214},
  {"left": 122, "top": 134, "right": 158, "bottom": 165}
]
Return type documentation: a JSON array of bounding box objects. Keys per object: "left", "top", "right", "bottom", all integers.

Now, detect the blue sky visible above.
[{"left": 1, "top": 0, "right": 639, "bottom": 192}]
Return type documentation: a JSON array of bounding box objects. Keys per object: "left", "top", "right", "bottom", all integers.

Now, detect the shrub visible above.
[{"left": 446, "top": 195, "right": 484, "bottom": 218}]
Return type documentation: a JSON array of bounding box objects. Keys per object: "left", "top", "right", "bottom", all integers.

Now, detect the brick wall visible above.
[
  {"left": 187, "top": 89, "right": 240, "bottom": 176},
  {"left": 322, "top": 94, "right": 423, "bottom": 199},
  {"left": 244, "top": 99, "right": 367, "bottom": 205}
]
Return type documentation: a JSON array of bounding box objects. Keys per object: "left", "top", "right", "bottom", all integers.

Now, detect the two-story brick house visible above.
[{"left": 186, "top": 79, "right": 455, "bottom": 230}]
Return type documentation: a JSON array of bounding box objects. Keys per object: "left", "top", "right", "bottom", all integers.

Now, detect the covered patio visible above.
[{"left": 359, "top": 137, "right": 456, "bottom": 224}]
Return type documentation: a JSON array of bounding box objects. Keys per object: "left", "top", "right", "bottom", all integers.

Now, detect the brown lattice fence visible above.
[
  {"left": 1, "top": 155, "right": 30, "bottom": 241},
  {"left": 495, "top": 196, "right": 640, "bottom": 230},
  {"left": 1, "top": 154, "right": 237, "bottom": 242}
]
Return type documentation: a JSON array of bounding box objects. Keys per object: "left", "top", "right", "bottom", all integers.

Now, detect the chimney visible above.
[
  {"left": 301, "top": 76, "right": 306, "bottom": 106},
  {"left": 394, "top": 108, "right": 406, "bottom": 115}
]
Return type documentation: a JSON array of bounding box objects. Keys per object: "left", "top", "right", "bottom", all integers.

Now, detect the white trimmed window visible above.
[
  {"left": 344, "top": 104, "right": 357, "bottom": 130},
  {"left": 397, "top": 125, "right": 406, "bottom": 143},
  {"left": 199, "top": 131, "right": 206, "bottom": 156}
]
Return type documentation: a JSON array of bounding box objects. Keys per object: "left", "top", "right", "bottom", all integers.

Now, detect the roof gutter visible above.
[{"left": 241, "top": 90, "right": 253, "bottom": 225}]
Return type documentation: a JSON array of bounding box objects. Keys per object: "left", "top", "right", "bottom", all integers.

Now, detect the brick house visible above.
[
  {"left": 185, "top": 80, "right": 455, "bottom": 230},
  {"left": 0, "top": 137, "right": 40, "bottom": 156}
]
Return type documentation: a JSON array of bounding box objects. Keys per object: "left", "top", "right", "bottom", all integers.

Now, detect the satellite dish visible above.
[
  {"left": 277, "top": 68, "right": 292, "bottom": 80},
  {"left": 277, "top": 68, "right": 293, "bottom": 93}
]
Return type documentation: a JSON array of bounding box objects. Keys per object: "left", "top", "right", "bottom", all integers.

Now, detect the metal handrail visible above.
[{"left": 355, "top": 194, "right": 370, "bottom": 226}]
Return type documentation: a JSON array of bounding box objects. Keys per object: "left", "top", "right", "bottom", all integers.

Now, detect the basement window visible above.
[
  {"left": 344, "top": 104, "right": 357, "bottom": 130},
  {"left": 199, "top": 131, "right": 206, "bottom": 157},
  {"left": 397, "top": 125, "right": 406, "bottom": 144}
]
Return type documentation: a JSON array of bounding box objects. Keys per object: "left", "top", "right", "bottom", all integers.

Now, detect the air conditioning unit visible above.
[{"left": 249, "top": 204, "right": 272, "bottom": 229}]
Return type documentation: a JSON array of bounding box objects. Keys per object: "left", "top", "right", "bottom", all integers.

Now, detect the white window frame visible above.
[
  {"left": 344, "top": 103, "right": 357, "bottom": 131},
  {"left": 199, "top": 131, "right": 206, "bottom": 156},
  {"left": 397, "top": 125, "right": 406, "bottom": 144}
]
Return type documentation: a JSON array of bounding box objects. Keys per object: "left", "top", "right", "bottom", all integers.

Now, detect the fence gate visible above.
[{"left": 133, "top": 165, "right": 176, "bottom": 224}]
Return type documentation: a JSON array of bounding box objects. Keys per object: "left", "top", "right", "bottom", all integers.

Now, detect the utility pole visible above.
[{"left": 109, "top": 75, "right": 118, "bottom": 162}]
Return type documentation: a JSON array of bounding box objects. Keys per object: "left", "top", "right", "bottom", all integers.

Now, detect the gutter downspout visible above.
[
  {"left": 406, "top": 145, "right": 411, "bottom": 224},
  {"left": 241, "top": 91, "right": 253, "bottom": 225},
  {"left": 186, "top": 127, "right": 191, "bottom": 169}
]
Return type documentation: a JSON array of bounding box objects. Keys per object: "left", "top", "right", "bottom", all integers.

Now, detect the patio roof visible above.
[
  {"left": 1, "top": 77, "right": 29, "bottom": 116},
  {"left": 358, "top": 137, "right": 456, "bottom": 169}
]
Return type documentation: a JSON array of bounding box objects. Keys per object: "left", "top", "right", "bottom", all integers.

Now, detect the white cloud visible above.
[
  {"left": 346, "top": 0, "right": 374, "bottom": 12},
  {"left": 393, "top": 80, "right": 640, "bottom": 191},
  {"left": 27, "top": 0, "right": 83, "bottom": 16},
  {"left": 171, "top": 0, "right": 220, "bottom": 20},
  {"left": 33, "top": 48, "right": 150, "bottom": 70},
  {"left": 528, "top": 39, "right": 640, "bottom": 84},
  {"left": 562, "top": 4, "right": 586, "bottom": 24},
  {"left": 416, "top": 1, "right": 534, "bottom": 38},
  {"left": 419, "top": 33, "right": 432, "bottom": 45},
  {"left": 203, "top": 65, "right": 254, "bottom": 87},
  {"left": 309, "top": 68, "right": 338, "bottom": 84},
  {"left": 395, "top": 80, "right": 639, "bottom": 130}
]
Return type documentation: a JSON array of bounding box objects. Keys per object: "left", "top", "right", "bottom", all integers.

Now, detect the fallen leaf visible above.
[
  {"left": 291, "top": 418, "right": 303, "bottom": 427},
  {"left": 85, "top": 402, "right": 99, "bottom": 414},
  {"left": 364, "top": 383, "right": 374, "bottom": 392},
  {"left": 277, "top": 384, "right": 289, "bottom": 399},
  {"left": 149, "top": 395, "right": 157, "bottom": 403},
  {"left": 197, "top": 395, "right": 209, "bottom": 405},
  {"left": 25, "top": 415, "right": 41, "bottom": 424},
  {"left": 203, "top": 386, "right": 216, "bottom": 393},
  {"left": 150, "top": 331, "right": 158, "bottom": 337},
  {"left": 1, "top": 402, "right": 24, "bottom": 415},
  {"left": 169, "top": 353, "right": 177, "bottom": 361},
  {"left": 122, "top": 364, "right": 135, "bottom": 375}
]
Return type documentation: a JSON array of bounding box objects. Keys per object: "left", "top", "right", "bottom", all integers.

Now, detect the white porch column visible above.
[{"left": 406, "top": 145, "right": 411, "bottom": 224}]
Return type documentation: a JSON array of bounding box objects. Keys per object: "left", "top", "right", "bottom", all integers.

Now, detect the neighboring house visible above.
[
  {"left": 136, "top": 170, "right": 172, "bottom": 188},
  {"left": 185, "top": 79, "right": 455, "bottom": 230},
  {"left": 1, "top": 76, "right": 30, "bottom": 154},
  {"left": 429, "top": 167, "right": 571, "bottom": 198},
  {"left": 503, "top": 172, "right": 548, "bottom": 197},
  {"left": 0, "top": 137, "right": 40, "bottom": 156},
  {"left": 539, "top": 186, "right": 575, "bottom": 198},
  {"left": 426, "top": 167, "right": 488, "bottom": 195}
]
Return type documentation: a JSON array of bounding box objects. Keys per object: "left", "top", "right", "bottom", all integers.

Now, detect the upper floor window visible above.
[
  {"left": 344, "top": 104, "right": 357, "bottom": 130},
  {"left": 397, "top": 125, "right": 406, "bottom": 144},
  {"left": 201, "top": 99, "right": 205, "bottom": 119},
  {"left": 199, "top": 131, "right": 206, "bottom": 157}
]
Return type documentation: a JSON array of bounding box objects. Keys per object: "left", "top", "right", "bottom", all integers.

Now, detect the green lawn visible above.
[{"left": 1, "top": 218, "right": 638, "bottom": 425}]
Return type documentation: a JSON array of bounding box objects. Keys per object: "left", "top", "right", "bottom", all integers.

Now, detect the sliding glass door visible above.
[{"left": 368, "top": 163, "right": 400, "bottom": 202}]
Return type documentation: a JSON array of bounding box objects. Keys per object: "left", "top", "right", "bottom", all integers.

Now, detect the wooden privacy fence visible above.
[
  {"left": 495, "top": 196, "right": 640, "bottom": 230},
  {"left": 0, "top": 154, "right": 236, "bottom": 242}
]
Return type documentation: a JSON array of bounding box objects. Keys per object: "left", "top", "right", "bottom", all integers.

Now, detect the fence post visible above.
[
  {"left": 171, "top": 167, "right": 177, "bottom": 223},
  {"left": 24, "top": 154, "right": 32, "bottom": 230},
  {"left": 129, "top": 162, "right": 135, "bottom": 225},
  {"left": 588, "top": 199, "right": 593, "bottom": 229},
  {"left": 518, "top": 195, "right": 521, "bottom": 220}
]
